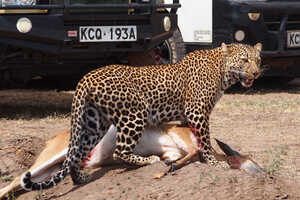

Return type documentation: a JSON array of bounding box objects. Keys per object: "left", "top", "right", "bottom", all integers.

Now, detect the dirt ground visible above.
[{"left": 0, "top": 79, "right": 300, "bottom": 200}]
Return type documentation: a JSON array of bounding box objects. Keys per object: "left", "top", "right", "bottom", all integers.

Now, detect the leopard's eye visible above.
[{"left": 241, "top": 57, "right": 248, "bottom": 62}]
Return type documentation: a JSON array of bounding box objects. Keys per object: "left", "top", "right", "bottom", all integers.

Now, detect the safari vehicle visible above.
[
  {"left": 0, "top": 0, "right": 183, "bottom": 88},
  {"left": 176, "top": 0, "right": 300, "bottom": 78}
]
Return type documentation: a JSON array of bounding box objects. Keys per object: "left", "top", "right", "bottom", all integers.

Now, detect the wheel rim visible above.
[{"left": 154, "top": 40, "right": 173, "bottom": 64}]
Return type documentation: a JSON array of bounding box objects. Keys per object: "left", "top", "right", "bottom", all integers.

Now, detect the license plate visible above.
[
  {"left": 287, "top": 31, "right": 300, "bottom": 48},
  {"left": 79, "top": 26, "right": 137, "bottom": 42}
]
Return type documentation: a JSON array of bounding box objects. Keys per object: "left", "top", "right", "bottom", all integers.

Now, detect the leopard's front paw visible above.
[
  {"left": 205, "top": 153, "right": 230, "bottom": 169},
  {"left": 207, "top": 159, "right": 230, "bottom": 169},
  {"left": 214, "top": 161, "right": 230, "bottom": 169}
]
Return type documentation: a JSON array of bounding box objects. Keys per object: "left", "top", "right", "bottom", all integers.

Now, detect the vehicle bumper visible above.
[
  {"left": 240, "top": 1, "right": 300, "bottom": 58},
  {"left": 214, "top": 0, "right": 300, "bottom": 58},
  {"left": 0, "top": 3, "right": 179, "bottom": 54}
]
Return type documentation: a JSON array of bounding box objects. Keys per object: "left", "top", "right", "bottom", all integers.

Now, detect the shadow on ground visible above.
[
  {"left": 227, "top": 77, "right": 300, "bottom": 94},
  {"left": 0, "top": 90, "right": 73, "bottom": 120}
]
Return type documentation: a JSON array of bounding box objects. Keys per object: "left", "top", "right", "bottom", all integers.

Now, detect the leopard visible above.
[{"left": 21, "top": 42, "right": 262, "bottom": 191}]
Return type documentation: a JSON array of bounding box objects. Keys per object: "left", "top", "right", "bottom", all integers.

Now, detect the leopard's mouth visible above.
[{"left": 241, "top": 78, "right": 254, "bottom": 88}]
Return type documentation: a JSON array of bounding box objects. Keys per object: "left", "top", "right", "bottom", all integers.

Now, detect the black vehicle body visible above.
[
  {"left": 0, "top": 0, "right": 180, "bottom": 86},
  {"left": 186, "top": 0, "right": 300, "bottom": 77}
]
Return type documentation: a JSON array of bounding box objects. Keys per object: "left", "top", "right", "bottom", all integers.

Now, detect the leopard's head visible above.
[{"left": 222, "top": 43, "right": 262, "bottom": 88}]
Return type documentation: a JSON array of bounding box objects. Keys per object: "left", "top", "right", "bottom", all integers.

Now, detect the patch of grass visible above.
[
  {"left": 264, "top": 145, "right": 289, "bottom": 175},
  {"left": 278, "top": 144, "right": 289, "bottom": 156},
  {"left": 7, "top": 192, "right": 16, "bottom": 200},
  {"left": 197, "top": 172, "right": 220, "bottom": 185},
  {"left": 34, "top": 191, "right": 49, "bottom": 200},
  {"left": 34, "top": 191, "right": 42, "bottom": 200},
  {"left": 207, "top": 172, "right": 220, "bottom": 185},
  {"left": 256, "top": 102, "right": 267, "bottom": 109},
  {"left": 1, "top": 175, "right": 13, "bottom": 182},
  {"left": 198, "top": 172, "right": 205, "bottom": 184},
  {"left": 227, "top": 176, "right": 238, "bottom": 184},
  {"left": 266, "top": 155, "right": 282, "bottom": 175}
]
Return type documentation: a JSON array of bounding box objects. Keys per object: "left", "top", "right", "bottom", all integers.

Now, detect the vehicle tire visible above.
[
  {"left": 157, "top": 28, "right": 186, "bottom": 64},
  {"left": 128, "top": 28, "right": 185, "bottom": 66}
]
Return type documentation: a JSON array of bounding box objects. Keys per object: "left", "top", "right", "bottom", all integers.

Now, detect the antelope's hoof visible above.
[
  {"left": 168, "top": 163, "right": 177, "bottom": 173},
  {"left": 149, "top": 155, "right": 161, "bottom": 164}
]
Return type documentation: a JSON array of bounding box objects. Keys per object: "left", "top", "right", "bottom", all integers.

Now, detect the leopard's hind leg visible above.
[{"left": 112, "top": 108, "right": 160, "bottom": 166}]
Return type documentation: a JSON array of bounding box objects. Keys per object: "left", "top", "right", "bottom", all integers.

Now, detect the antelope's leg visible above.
[{"left": 168, "top": 148, "right": 198, "bottom": 172}]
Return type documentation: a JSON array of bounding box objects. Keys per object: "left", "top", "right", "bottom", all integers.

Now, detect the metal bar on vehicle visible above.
[
  {"left": 242, "top": 2, "right": 300, "bottom": 14},
  {"left": 1, "top": 3, "right": 180, "bottom": 10},
  {"left": 64, "top": 0, "right": 70, "bottom": 18},
  {"left": 63, "top": 14, "right": 150, "bottom": 22},
  {"left": 170, "top": 0, "right": 180, "bottom": 14},
  {"left": 0, "top": 9, "right": 48, "bottom": 14},
  {"left": 262, "top": 50, "right": 300, "bottom": 57},
  {"left": 66, "top": 3, "right": 150, "bottom": 9},
  {"left": 278, "top": 15, "right": 288, "bottom": 54},
  {"left": 154, "top": 4, "right": 181, "bottom": 9},
  {"left": 65, "top": 3, "right": 180, "bottom": 9},
  {"left": 0, "top": 5, "right": 64, "bottom": 9}
]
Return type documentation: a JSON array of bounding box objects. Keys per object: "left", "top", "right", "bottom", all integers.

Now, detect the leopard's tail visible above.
[
  {"left": 21, "top": 75, "right": 93, "bottom": 191},
  {"left": 20, "top": 159, "right": 71, "bottom": 191}
]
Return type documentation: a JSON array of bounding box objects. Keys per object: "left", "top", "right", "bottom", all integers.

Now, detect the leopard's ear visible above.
[
  {"left": 254, "top": 43, "right": 262, "bottom": 52},
  {"left": 221, "top": 43, "right": 230, "bottom": 56}
]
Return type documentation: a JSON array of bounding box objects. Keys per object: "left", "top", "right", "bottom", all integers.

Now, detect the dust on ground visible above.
[{"left": 0, "top": 80, "right": 300, "bottom": 200}]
